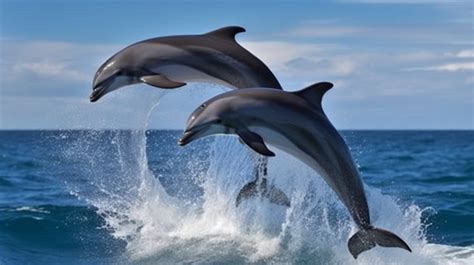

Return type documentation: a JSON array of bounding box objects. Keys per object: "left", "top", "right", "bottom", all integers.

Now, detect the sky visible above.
[{"left": 0, "top": 0, "right": 473, "bottom": 130}]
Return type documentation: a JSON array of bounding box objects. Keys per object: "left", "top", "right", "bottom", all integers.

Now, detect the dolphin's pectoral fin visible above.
[
  {"left": 293, "top": 82, "right": 333, "bottom": 111},
  {"left": 348, "top": 227, "right": 411, "bottom": 259},
  {"left": 140, "top": 75, "right": 186, "bottom": 89},
  {"left": 236, "top": 129, "right": 275, "bottom": 157},
  {"left": 204, "top": 26, "right": 246, "bottom": 41},
  {"left": 266, "top": 185, "right": 291, "bottom": 207},
  {"left": 235, "top": 180, "right": 258, "bottom": 207}
]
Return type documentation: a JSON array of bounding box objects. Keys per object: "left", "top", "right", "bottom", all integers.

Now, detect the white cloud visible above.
[
  {"left": 240, "top": 41, "right": 318, "bottom": 68},
  {"left": 0, "top": 40, "right": 122, "bottom": 96},
  {"left": 1, "top": 40, "right": 121, "bottom": 63},
  {"left": 242, "top": 40, "right": 361, "bottom": 81},
  {"left": 286, "top": 20, "right": 472, "bottom": 46},
  {"left": 11, "top": 62, "right": 88, "bottom": 81},
  {"left": 456, "top": 50, "right": 474, "bottom": 58},
  {"left": 434, "top": 62, "right": 474, "bottom": 71},
  {"left": 406, "top": 62, "right": 474, "bottom": 72},
  {"left": 1, "top": 35, "right": 473, "bottom": 129}
]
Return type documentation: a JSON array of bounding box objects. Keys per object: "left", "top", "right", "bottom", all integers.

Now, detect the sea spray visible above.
[
  {"left": 62, "top": 87, "right": 473, "bottom": 264},
  {"left": 62, "top": 88, "right": 181, "bottom": 257}
]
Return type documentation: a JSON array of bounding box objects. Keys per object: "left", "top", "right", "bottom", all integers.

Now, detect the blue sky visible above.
[{"left": 0, "top": 0, "right": 473, "bottom": 129}]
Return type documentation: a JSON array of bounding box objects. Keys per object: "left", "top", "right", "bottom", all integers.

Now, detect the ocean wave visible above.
[
  {"left": 66, "top": 131, "right": 472, "bottom": 264},
  {"left": 51, "top": 93, "right": 473, "bottom": 264},
  {"left": 3, "top": 94, "right": 471, "bottom": 264}
]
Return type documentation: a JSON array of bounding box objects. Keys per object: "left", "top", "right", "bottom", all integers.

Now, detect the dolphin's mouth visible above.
[
  {"left": 90, "top": 87, "right": 106, "bottom": 102},
  {"left": 90, "top": 78, "right": 114, "bottom": 102},
  {"left": 178, "top": 123, "right": 210, "bottom": 146},
  {"left": 178, "top": 129, "right": 198, "bottom": 146}
]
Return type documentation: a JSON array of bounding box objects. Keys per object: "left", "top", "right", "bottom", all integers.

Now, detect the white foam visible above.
[
  {"left": 68, "top": 87, "right": 473, "bottom": 264},
  {"left": 14, "top": 206, "right": 50, "bottom": 214}
]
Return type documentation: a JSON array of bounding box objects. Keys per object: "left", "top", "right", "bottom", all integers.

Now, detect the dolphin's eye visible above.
[
  {"left": 215, "top": 119, "right": 222, "bottom": 124},
  {"left": 200, "top": 103, "right": 207, "bottom": 109}
]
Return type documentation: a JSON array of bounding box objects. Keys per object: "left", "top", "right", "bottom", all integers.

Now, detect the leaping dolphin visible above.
[
  {"left": 177, "top": 83, "right": 412, "bottom": 258},
  {"left": 91, "top": 26, "right": 282, "bottom": 102},
  {"left": 91, "top": 26, "right": 289, "bottom": 207}
]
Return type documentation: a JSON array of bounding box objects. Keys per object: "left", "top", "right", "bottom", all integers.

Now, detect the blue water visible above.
[{"left": 0, "top": 130, "right": 473, "bottom": 264}]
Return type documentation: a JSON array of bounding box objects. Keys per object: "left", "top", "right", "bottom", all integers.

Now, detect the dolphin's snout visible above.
[
  {"left": 89, "top": 87, "right": 104, "bottom": 102},
  {"left": 90, "top": 73, "right": 116, "bottom": 102},
  {"left": 178, "top": 130, "right": 196, "bottom": 146}
]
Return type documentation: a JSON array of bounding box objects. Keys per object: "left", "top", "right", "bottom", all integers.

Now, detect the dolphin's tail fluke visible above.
[
  {"left": 236, "top": 180, "right": 258, "bottom": 207},
  {"left": 348, "top": 226, "right": 411, "bottom": 259},
  {"left": 266, "top": 185, "right": 291, "bottom": 207},
  {"left": 235, "top": 179, "right": 291, "bottom": 207}
]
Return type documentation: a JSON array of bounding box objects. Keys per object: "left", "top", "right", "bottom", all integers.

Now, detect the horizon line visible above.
[{"left": 0, "top": 128, "right": 472, "bottom": 132}]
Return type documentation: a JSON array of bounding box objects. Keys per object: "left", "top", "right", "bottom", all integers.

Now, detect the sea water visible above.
[{"left": 0, "top": 90, "right": 472, "bottom": 265}]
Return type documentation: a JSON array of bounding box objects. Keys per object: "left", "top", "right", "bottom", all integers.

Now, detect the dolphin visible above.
[
  {"left": 236, "top": 156, "right": 291, "bottom": 207},
  {"left": 90, "top": 26, "right": 282, "bottom": 102},
  {"left": 91, "top": 26, "right": 289, "bottom": 207},
  {"left": 177, "top": 83, "right": 412, "bottom": 258}
]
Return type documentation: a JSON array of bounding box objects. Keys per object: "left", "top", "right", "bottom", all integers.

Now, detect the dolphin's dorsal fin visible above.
[
  {"left": 293, "top": 82, "right": 333, "bottom": 110},
  {"left": 204, "top": 26, "right": 246, "bottom": 41}
]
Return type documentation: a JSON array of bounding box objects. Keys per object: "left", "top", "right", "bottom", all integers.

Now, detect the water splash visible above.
[{"left": 64, "top": 87, "right": 473, "bottom": 265}]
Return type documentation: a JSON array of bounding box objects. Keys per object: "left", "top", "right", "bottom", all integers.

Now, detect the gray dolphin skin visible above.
[
  {"left": 178, "top": 83, "right": 412, "bottom": 258},
  {"left": 90, "top": 26, "right": 282, "bottom": 102},
  {"left": 91, "top": 26, "right": 288, "bottom": 207}
]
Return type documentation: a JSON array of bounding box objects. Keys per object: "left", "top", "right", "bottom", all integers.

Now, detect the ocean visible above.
[{"left": 0, "top": 129, "right": 473, "bottom": 264}]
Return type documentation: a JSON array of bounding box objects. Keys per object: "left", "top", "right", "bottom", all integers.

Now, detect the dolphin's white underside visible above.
[
  {"left": 154, "top": 64, "right": 233, "bottom": 88},
  {"left": 248, "top": 126, "right": 329, "bottom": 183}
]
